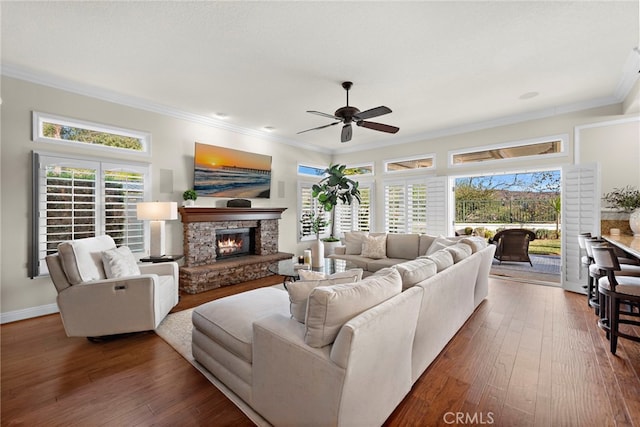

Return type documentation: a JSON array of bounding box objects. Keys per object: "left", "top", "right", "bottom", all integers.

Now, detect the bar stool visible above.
[
  {"left": 577, "top": 232, "right": 592, "bottom": 290},
  {"left": 584, "top": 238, "right": 640, "bottom": 314},
  {"left": 593, "top": 246, "right": 640, "bottom": 354}
]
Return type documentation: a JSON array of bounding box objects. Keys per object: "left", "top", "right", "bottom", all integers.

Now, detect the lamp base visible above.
[{"left": 149, "top": 220, "right": 166, "bottom": 257}]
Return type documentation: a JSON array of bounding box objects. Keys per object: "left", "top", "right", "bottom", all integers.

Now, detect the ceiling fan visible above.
[{"left": 298, "top": 81, "right": 399, "bottom": 143}]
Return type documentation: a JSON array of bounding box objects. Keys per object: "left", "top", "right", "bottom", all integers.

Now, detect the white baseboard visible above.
[{"left": 1, "top": 303, "right": 59, "bottom": 324}]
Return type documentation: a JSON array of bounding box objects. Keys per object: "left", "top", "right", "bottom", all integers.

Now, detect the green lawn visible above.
[{"left": 528, "top": 239, "right": 561, "bottom": 255}]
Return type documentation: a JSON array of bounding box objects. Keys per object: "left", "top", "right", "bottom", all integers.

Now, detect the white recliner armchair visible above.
[{"left": 46, "top": 235, "right": 179, "bottom": 338}]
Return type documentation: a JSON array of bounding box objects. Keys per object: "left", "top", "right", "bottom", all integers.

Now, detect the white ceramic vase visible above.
[
  {"left": 630, "top": 208, "right": 640, "bottom": 237},
  {"left": 311, "top": 238, "right": 324, "bottom": 268}
]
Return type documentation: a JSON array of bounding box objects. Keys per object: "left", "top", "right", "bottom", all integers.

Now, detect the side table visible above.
[{"left": 139, "top": 255, "right": 184, "bottom": 263}]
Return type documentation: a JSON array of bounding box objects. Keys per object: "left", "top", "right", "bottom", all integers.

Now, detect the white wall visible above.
[{"left": 0, "top": 76, "right": 330, "bottom": 319}]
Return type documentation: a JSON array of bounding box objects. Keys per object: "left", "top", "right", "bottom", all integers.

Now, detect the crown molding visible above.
[{"left": 1, "top": 63, "right": 331, "bottom": 155}]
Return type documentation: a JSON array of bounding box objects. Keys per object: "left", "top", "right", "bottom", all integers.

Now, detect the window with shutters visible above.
[
  {"left": 297, "top": 181, "right": 329, "bottom": 241},
  {"left": 32, "top": 153, "right": 149, "bottom": 277},
  {"left": 384, "top": 180, "right": 427, "bottom": 234},
  {"left": 334, "top": 184, "right": 373, "bottom": 235}
]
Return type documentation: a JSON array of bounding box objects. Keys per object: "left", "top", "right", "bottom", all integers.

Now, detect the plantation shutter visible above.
[
  {"left": 298, "top": 181, "right": 329, "bottom": 240},
  {"left": 561, "top": 163, "right": 599, "bottom": 293},
  {"left": 385, "top": 183, "right": 406, "bottom": 233},
  {"left": 334, "top": 184, "right": 372, "bottom": 235},
  {"left": 407, "top": 182, "right": 427, "bottom": 234},
  {"left": 34, "top": 154, "right": 99, "bottom": 276},
  {"left": 103, "top": 164, "right": 147, "bottom": 252},
  {"left": 425, "top": 176, "right": 449, "bottom": 236}
]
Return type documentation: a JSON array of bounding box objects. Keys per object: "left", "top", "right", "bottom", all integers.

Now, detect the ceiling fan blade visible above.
[
  {"left": 353, "top": 106, "right": 392, "bottom": 121},
  {"left": 341, "top": 124, "right": 352, "bottom": 143},
  {"left": 307, "top": 110, "right": 340, "bottom": 120},
  {"left": 357, "top": 120, "right": 400, "bottom": 134},
  {"left": 297, "top": 121, "right": 341, "bottom": 134}
]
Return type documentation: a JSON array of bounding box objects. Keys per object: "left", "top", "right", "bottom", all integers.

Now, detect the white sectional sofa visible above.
[{"left": 191, "top": 235, "right": 495, "bottom": 426}]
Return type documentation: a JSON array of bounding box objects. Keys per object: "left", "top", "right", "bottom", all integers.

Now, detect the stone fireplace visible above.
[{"left": 178, "top": 207, "right": 292, "bottom": 294}]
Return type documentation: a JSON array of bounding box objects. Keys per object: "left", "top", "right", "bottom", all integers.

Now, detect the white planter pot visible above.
[
  {"left": 183, "top": 200, "right": 195, "bottom": 207},
  {"left": 311, "top": 239, "right": 324, "bottom": 268},
  {"left": 323, "top": 240, "right": 340, "bottom": 257},
  {"left": 630, "top": 208, "right": 640, "bottom": 236}
]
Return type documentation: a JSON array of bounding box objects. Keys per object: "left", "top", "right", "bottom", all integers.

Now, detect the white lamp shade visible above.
[{"left": 136, "top": 202, "right": 178, "bottom": 221}]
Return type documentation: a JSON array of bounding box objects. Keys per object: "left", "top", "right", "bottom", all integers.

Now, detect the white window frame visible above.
[
  {"left": 32, "top": 111, "right": 152, "bottom": 157},
  {"left": 448, "top": 134, "right": 567, "bottom": 168},
  {"left": 297, "top": 180, "right": 330, "bottom": 242},
  {"left": 31, "top": 151, "right": 151, "bottom": 277},
  {"left": 384, "top": 153, "right": 436, "bottom": 174}
]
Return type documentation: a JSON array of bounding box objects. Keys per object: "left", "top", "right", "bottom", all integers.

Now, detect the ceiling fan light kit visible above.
[{"left": 298, "top": 81, "right": 399, "bottom": 142}]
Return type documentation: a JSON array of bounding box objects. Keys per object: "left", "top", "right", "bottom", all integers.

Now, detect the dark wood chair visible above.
[
  {"left": 592, "top": 246, "right": 640, "bottom": 354},
  {"left": 492, "top": 229, "right": 536, "bottom": 266}
]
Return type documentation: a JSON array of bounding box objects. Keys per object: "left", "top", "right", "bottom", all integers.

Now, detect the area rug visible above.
[{"left": 155, "top": 309, "right": 271, "bottom": 427}]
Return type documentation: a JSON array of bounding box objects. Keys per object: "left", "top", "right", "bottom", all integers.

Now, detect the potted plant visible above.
[
  {"left": 183, "top": 189, "right": 198, "bottom": 207},
  {"left": 603, "top": 186, "right": 640, "bottom": 236}
]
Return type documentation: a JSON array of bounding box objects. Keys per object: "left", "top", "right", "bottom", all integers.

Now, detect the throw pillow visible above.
[
  {"left": 361, "top": 234, "right": 387, "bottom": 259},
  {"left": 459, "top": 237, "right": 488, "bottom": 253},
  {"left": 394, "top": 258, "right": 438, "bottom": 289},
  {"left": 425, "top": 237, "right": 457, "bottom": 256},
  {"left": 444, "top": 243, "right": 473, "bottom": 263},
  {"left": 101, "top": 246, "right": 141, "bottom": 279},
  {"left": 287, "top": 269, "right": 363, "bottom": 323},
  {"left": 344, "top": 231, "right": 368, "bottom": 255},
  {"left": 304, "top": 269, "right": 402, "bottom": 348},
  {"left": 298, "top": 269, "right": 326, "bottom": 280}
]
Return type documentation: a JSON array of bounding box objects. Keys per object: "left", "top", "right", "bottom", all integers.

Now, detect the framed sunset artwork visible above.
[{"left": 193, "top": 142, "right": 272, "bottom": 198}]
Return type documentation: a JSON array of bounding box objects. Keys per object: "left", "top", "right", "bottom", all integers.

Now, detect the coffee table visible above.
[{"left": 268, "top": 258, "right": 357, "bottom": 285}]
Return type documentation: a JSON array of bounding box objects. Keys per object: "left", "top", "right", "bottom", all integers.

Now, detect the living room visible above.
[{"left": 2, "top": 1, "right": 640, "bottom": 425}]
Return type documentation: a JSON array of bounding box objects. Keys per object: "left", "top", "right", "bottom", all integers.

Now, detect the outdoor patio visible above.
[{"left": 490, "top": 254, "right": 561, "bottom": 284}]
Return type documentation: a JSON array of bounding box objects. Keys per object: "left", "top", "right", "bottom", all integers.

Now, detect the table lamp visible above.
[{"left": 136, "top": 202, "right": 178, "bottom": 257}]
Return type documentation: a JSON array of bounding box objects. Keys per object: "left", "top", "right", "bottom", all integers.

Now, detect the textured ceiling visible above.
[{"left": 2, "top": 1, "right": 638, "bottom": 153}]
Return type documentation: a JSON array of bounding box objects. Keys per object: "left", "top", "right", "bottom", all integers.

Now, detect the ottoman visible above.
[{"left": 191, "top": 287, "right": 290, "bottom": 404}]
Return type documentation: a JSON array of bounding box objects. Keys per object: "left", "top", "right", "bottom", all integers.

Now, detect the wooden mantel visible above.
[{"left": 178, "top": 207, "right": 287, "bottom": 223}]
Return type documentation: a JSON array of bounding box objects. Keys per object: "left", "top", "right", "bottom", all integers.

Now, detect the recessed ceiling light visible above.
[
  {"left": 519, "top": 91, "right": 539, "bottom": 100},
  {"left": 263, "top": 126, "right": 275, "bottom": 132}
]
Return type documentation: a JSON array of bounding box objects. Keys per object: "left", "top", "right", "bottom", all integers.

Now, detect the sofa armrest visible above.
[
  {"left": 57, "top": 275, "right": 160, "bottom": 336},
  {"left": 252, "top": 314, "right": 345, "bottom": 427},
  {"left": 138, "top": 261, "right": 178, "bottom": 278}
]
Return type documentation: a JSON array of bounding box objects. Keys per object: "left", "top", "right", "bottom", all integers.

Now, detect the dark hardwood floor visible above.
[{"left": 2, "top": 276, "right": 639, "bottom": 426}]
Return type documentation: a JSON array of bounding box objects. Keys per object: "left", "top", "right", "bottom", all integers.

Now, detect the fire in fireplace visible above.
[{"left": 215, "top": 228, "right": 254, "bottom": 259}]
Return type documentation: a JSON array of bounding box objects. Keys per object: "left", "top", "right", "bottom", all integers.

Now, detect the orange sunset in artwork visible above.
[{"left": 193, "top": 143, "right": 272, "bottom": 198}]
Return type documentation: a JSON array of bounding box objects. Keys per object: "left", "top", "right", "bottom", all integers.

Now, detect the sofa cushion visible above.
[
  {"left": 192, "top": 287, "right": 290, "bottom": 363},
  {"left": 425, "top": 237, "right": 457, "bottom": 256},
  {"left": 459, "top": 237, "right": 488, "bottom": 253},
  {"left": 386, "top": 233, "right": 420, "bottom": 259},
  {"left": 367, "top": 258, "right": 407, "bottom": 272},
  {"left": 344, "top": 231, "right": 369, "bottom": 255},
  {"left": 361, "top": 234, "right": 387, "bottom": 259},
  {"left": 57, "top": 235, "right": 117, "bottom": 285},
  {"left": 304, "top": 269, "right": 402, "bottom": 348},
  {"left": 419, "top": 234, "right": 438, "bottom": 256},
  {"left": 422, "top": 250, "right": 454, "bottom": 272},
  {"left": 444, "top": 243, "right": 473, "bottom": 263},
  {"left": 394, "top": 258, "right": 438, "bottom": 289},
  {"left": 101, "top": 246, "right": 140, "bottom": 278},
  {"left": 288, "top": 270, "right": 363, "bottom": 323}
]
